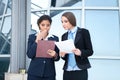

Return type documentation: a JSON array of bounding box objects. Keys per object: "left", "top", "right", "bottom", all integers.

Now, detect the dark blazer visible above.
[
  {"left": 61, "top": 27, "right": 93, "bottom": 70},
  {"left": 27, "top": 34, "right": 60, "bottom": 77}
]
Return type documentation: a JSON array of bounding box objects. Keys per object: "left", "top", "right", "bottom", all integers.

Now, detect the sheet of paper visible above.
[{"left": 55, "top": 39, "right": 75, "bottom": 53}]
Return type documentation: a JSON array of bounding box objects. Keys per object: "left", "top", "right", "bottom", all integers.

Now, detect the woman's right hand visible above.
[
  {"left": 40, "top": 30, "right": 48, "bottom": 39},
  {"left": 35, "top": 30, "right": 48, "bottom": 43},
  {"left": 60, "top": 52, "right": 67, "bottom": 57}
]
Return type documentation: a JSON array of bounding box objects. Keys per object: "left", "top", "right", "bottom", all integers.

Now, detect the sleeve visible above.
[
  {"left": 53, "top": 35, "right": 60, "bottom": 61},
  {"left": 80, "top": 29, "right": 93, "bottom": 58},
  {"left": 26, "top": 34, "right": 37, "bottom": 59}
]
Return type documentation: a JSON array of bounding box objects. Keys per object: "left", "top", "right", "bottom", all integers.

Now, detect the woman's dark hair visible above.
[
  {"left": 62, "top": 12, "right": 76, "bottom": 26},
  {"left": 37, "top": 15, "right": 52, "bottom": 26}
]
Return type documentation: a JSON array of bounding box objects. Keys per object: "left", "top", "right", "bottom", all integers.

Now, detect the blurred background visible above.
[{"left": 0, "top": 0, "right": 120, "bottom": 80}]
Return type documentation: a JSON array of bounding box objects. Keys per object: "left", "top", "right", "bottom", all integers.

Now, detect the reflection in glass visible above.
[
  {"left": 0, "top": 0, "right": 11, "bottom": 79},
  {"left": 0, "top": 32, "right": 10, "bottom": 54},
  {"left": 0, "top": 33, "right": 5, "bottom": 52},
  {"left": 53, "top": 0, "right": 82, "bottom": 7},
  {"left": 6, "top": 8, "right": 11, "bottom": 14},
  {"left": 0, "top": 19, "right": 1, "bottom": 28},
  {"left": 31, "top": 0, "right": 50, "bottom": 9},
  {"left": 31, "top": 0, "right": 82, "bottom": 8},
  {"left": 0, "top": 0, "right": 11, "bottom": 55},
  {"left": 5, "top": 0, "right": 12, "bottom": 14},
  {"left": 0, "top": 0, "right": 5, "bottom": 16},
  {"left": 85, "top": 10, "right": 120, "bottom": 56},
  {"left": 85, "top": 0, "right": 118, "bottom": 7},
  {"left": 2, "top": 16, "right": 11, "bottom": 34}
]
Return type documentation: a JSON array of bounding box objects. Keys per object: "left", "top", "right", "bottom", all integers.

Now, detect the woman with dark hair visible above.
[
  {"left": 60, "top": 12, "right": 93, "bottom": 80},
  {"left": 27, "top": 15, "right": 60, "bottom": 80}
]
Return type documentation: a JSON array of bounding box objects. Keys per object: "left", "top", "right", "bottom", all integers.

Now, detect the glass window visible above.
[
  {"left": 85, "top": 10, "right": 120, "bottom": 56},
  {"left": 31, "top": 0, "right": 50, "bottom": 9},
  {"left": 6, "top": 6, "right": 11, "bottom": 14},
  {"left": 0, "top": 19, "right": 1, "bottom": 28},
  {"left": 0, "top": 34, "right": 5, "bottom": 54},
  {"left": 5, "top": 0, "right": 12, "bottom": 14},
  {"left": 51, "top": 0, "right": 82, "bottom": 7},
  {"left": 89, "top": 59, "right": 120, "bottom": 80},
  {"left": 0, "top": 57, "right": 10, "bottom": 79},
  {"left": 0, "top": 41, "right": 10, "bottom": 54},
  {"left": 0, "top": 0, "right": 11, "bottom": 55},
  {"left": 2, "top": 16, "right": 11, "bottom": 34},
  {"left": 31, "top": 0, "right": 82, "bottom": 8},
  {"left": 85, "top": 0, "right": 118, "bottom": 7},
  {"left": 0, "top": 1, "right": 5, "bottom": 16}
]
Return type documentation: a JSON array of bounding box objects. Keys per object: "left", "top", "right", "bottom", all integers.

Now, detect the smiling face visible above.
[
  {"left": 61, "top": 16, "right": 74, "bottom": 30},
  {"left": 38, "top": 20, "right": 51, "bottom": 32}
]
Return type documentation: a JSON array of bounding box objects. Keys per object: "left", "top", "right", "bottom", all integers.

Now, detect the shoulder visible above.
[
  {"left": 49, "top": 34, "right": 59, "bottom": 41},
  {"left": 28, "top": 33, "right": 36, "bottom": 40},
  {"left": 53, "top": 35, "right": 59, "bottom": 41},
  {"left": 29, "top": 33, "right": 36, "bottom": 37},
  {"left": 77, "top": 27, "right": 89, "bottom": 33},
  {"left": 62, "top": 31, "right": 68, "bottom": 37},
  {"left": 79, "top": 28, "right": 91, "bottom": 37},
  {"left": 82, "top": 28, "right": 88, "bottom": 31},
  {"left": 52, "top": 35, "right": 58, "bottom": 38}
]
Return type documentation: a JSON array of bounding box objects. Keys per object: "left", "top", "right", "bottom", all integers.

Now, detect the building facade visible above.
[{"left": 0, "top": 0, "right": 120, "bottom": 80}]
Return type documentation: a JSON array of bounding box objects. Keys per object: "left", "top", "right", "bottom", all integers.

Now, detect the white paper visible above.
[{"left": 55, "top": 39, "right": 75, "bottom": 53}]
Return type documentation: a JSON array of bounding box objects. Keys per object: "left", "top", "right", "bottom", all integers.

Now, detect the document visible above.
[
  {"left": 55, "top": 39, "right": 75, "bottom": 53},
  {"left": 36, "top": 40, "right": 55, "bottom": 58}
]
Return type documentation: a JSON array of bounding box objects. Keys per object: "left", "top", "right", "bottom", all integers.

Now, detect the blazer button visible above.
[{"left": 43, "top": 61, "right": 46, "bottom": 63}]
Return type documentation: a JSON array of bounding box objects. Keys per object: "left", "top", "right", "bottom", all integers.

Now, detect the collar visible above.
[
  {"left": 68, "top": 26, "right": 77, "bottom": 34},
  {"left": 35, "top": 32, "right": 54, "bottom": 40},
  {"left": 44, "top": 33, "right": 54, "bottom": 40}
]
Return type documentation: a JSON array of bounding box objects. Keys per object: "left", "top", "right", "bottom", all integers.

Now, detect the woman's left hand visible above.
[
  {"left": 72, "top": 48, "right": 81, "bottom": 56},
  {"left": 47, "top": 49, "right": 56, "bottom": 57}
]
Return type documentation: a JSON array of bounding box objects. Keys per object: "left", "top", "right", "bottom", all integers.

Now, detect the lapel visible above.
[
  {"left": 63, "top": 32, "right": 68, "bottom": 40},
  {"left": 63, "top": 27, "right": 82, "bottom": 44},
  {"left": 74, "top": 27, "right": 82, "bottom": 44},
  {"left": 48, "top": 35, "right": 55, "bottom": 40}
]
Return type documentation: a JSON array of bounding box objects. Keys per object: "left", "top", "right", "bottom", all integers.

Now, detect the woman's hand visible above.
[
  {"left": 60, "top": 52, "right": 67, "bottom": 57},
  {"left": 35, "top": 32, "right": 42, "bottom": 43},
  {"left": 47, "top": 49, "right": 56, "bottom": 57},
  {"left": 35, "top": 30, "right": 48, "bottom": 43},
  {"left": 72, "top": 48, "right": 81, "bottom": 56},
  {"left": 40, "top": 30, "right": 48, "bottom": 39}
]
